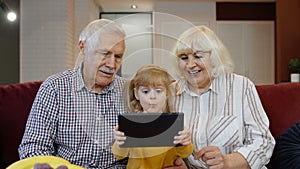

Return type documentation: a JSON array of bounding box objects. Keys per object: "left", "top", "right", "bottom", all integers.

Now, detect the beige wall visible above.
[{"left": 20, "top": 0, "right": 99, "bottom": 82}]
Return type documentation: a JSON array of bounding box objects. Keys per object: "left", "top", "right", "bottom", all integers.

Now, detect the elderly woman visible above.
[{"left": 170, "top": 25, "right": 275, "bottom": 169}]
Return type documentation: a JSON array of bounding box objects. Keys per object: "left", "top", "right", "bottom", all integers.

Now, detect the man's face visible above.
[{"left": 83, "top": 33, "right": 125, "bottom": 91}]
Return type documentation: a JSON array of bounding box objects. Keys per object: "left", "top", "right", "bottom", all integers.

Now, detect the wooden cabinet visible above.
[{"left": 216, "top": 21, "right": 275, "bottom": 84}]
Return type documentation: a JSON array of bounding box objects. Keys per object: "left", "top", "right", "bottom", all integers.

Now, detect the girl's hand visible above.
[
  {"left": 173, "top": 127, "right": 191, "bottom": 146},
  {"left": 114, "top": 125, "right": 126, "bottom": 145}
]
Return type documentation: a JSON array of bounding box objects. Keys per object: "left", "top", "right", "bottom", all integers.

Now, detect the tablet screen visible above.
[{"left": 118, "top": 112, "right": 184, "bottom": 147}]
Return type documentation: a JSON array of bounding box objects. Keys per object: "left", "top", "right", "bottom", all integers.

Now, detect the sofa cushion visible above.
[
  {"left": 267, "top": 122, "right": 300, "bottom": 169},
  {"left": 0, "top": 81, "right": 42, "bottom": 168},
  {"left": 256, "top": 82, "right": 300, "bottom": 139}
]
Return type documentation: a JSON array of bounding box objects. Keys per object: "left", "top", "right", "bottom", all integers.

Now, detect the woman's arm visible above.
[
  {"left": 237, "top": 79, "right": 275, "bottom": 168},
  {"left": 223, "top": 152, "right": 250, "bottom": 169}
]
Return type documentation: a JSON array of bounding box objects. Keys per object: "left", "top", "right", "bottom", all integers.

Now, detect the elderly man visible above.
[{"left": 19, "top": 19, "right": 127, "bottom": 168}]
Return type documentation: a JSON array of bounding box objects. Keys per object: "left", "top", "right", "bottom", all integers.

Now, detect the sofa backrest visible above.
[
  {"left": 0, "top": 81, "right": 42, "bottom": 168},
  {"left": 1, "top": 81, "right": 300, "bottom": 168},
  {"left": 256, "top": 82, "right": 300, "bottom": 139}
]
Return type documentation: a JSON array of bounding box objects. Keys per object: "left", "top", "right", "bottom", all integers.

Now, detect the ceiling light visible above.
[
  {"left": 0, "top": 0, "right": 17, "bottom": 22},
  {"left": 131, "top": 4, "right": 138, "bottom": 9},
  {"left": 7, "top": 11, "right": 16, "bottom": 21}
]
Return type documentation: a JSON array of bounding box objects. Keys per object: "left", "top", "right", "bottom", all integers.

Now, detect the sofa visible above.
[
  {"left": 0, "top": 81, "right": 42, "bottom": 169},
  {"left": 1, "top": 81, "right": 300, "bottom": 168}
]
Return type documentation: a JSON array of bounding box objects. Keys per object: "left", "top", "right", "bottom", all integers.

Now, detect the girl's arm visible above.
[
  {"left": 112, "top": 125, "right": 129, "bottom": 160},
  {"left": 176, "top": 143, "right": 194, "bottom": 158},
  {"left": 112, "top": 142, "right": 129, "bottom": 160},
  {"left": 174, "top": 127, "right": 194, "bottom": 158}
]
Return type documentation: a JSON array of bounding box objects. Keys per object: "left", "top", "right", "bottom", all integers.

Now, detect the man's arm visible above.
[{"left": 19, "top": 82, "right": 58, "bottom": 158}]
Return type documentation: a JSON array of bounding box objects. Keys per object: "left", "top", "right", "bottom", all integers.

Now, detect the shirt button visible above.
[
  {"left": 94, "top": 139, "right": 99, "bottom": 144},
  {"left": 96, "top": 116, "right": 101, "bottom": 121}
]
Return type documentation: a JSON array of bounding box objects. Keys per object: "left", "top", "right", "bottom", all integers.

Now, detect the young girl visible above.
[{"left": 112, "top": 64, "right": 193, "bottom": 169}]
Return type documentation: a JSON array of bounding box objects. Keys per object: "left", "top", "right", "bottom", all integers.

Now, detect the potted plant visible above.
[{"left": 288, "top": 58, "right": 300, "bottom": 82}]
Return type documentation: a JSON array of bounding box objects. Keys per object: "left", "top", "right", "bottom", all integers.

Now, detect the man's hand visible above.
[{"left": 163, "top": 157, "right": 188, "bottom": 169}]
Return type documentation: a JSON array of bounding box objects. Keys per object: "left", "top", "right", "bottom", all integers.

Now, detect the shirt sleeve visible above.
[
  {"left": 175, "top": 143, "right": 194, "bottom": 158},
  {"left": 18, "top": 80, "right": 59, "bottom": 158},
  {"left": 112, "top": 143, "right": 129, "bottom": 160},
  {"left": 235, "top": 79, "right": 275, "bottom": 168}
]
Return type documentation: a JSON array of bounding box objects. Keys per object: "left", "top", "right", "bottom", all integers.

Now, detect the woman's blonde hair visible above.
[
  {"left": 124, "top": 64, "right": 175, "bottom": 113},
  {"left": 174, "top": 25, "right": 234, "bottom": 77}
]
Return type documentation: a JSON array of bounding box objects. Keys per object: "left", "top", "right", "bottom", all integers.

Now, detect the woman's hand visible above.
[
  {"left": 193, "top": 146, "right": 225, "bottom": 169},
  {"left": 114, "top": 125, "right": 126, "bottom": 145},
  {"left": 163, "top": 158, "right": 188, "bottom": 169},
  {"left": 173, "top": 127, "right": 191, "bottom": 146},
  {"left": 194, "top": 147, "right": 251, "bottom": 169}
]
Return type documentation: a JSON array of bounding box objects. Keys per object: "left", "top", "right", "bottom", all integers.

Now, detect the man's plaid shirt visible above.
[{"left": 19, "top": 66, "right": 127, "bottom": 169}]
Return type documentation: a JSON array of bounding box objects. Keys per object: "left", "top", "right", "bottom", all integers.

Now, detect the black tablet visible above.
[{"left": 118, "top": 112, "right": 184, "bottom": 147}]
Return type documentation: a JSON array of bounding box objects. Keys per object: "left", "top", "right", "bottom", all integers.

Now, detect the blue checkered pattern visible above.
[{"left": 19, "top": 66, "right": 126, "bottom": 169}]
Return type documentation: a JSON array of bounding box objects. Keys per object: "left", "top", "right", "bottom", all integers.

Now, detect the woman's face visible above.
[
  {"left": 178, "top": 49, "right": 213, "bottom": 90},
  {"left": 134, "top": 85, "right": 167, "bottom": 113}
]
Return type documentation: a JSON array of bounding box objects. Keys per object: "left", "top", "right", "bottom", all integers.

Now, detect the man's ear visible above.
[{"left": 134, "top": 88, "right": 139, "bottom": 100}]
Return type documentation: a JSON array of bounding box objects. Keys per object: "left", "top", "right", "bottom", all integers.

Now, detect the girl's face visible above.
[{"left": 134, "top": 85, "right": 167, "bottom": 113}]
